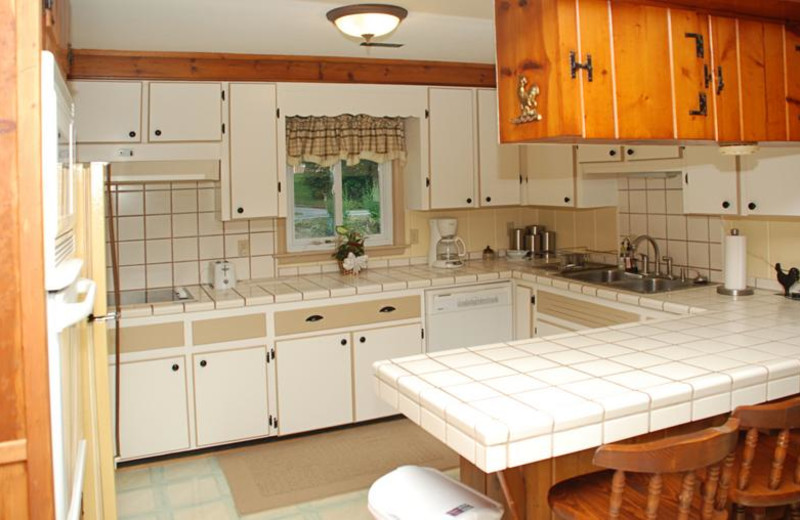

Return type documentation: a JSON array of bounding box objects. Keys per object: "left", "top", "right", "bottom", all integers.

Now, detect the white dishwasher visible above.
[{"left": 425, "top": 282, "right": 513, "bottom": 352}]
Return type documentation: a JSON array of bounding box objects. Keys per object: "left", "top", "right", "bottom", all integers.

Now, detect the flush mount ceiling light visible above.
[{"left": 326, "top": 4, "right": 408, "bottom": 45}]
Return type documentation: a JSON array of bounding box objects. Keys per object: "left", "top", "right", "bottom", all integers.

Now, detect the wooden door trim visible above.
[{"left": 69, "top": 49, "right": 497, "bottom": 87}]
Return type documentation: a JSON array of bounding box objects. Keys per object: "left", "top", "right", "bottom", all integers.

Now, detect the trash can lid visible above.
[{"left": 367, "top": 466, "right": 504, "bottom": 520}]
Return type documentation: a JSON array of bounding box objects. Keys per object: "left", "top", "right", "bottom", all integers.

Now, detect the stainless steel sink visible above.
[{"left": 557, "top": 268, "right": 704, "bottom": 294}]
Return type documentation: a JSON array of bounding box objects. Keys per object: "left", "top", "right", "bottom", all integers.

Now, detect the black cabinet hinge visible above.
[
  {"left": 270, "top": 348, "right": 275, "bottom": 361},
  {"left": 425, "top": 109, "right": 429, "bottom": 119},
  {"left": 269, "top": 415, "right": 274, "bottom": 427},
  {"left": 278, "top": 182, "right": 282, "bottom": 193},
  {"left": 425, "top": 177, "right": 430, "bottom": 188},
  {"left": 222, "top": 123, "right": 226, "bottom": 134},
  {"left": 531, "top": 295, "right": 536, "bottom": 305},
  {"left": 221, "top": 90, "right": 226, "bottom": 101},
  {"left": 421, "top": 328, "right": 425, "bottom": 340},
  {"left": 276, "top": 108, "right": 281, "bottom": 118}
]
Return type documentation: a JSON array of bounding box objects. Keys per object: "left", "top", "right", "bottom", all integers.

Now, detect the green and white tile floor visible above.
[{"left": 116, "top": 454, "right": 459, "bottom": 520}]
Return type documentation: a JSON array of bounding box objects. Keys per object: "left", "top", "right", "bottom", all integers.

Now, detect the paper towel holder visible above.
[{"left": 717, "top": 229, "right": 755, "bottom": 296}]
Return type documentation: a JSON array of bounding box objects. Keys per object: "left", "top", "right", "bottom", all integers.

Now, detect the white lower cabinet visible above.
[
  {"left": 112, "top": 357, "right": 190, "bottom": 459},
  {"left": 514, "top": 284, "right": 535, "bottom": 340},
  {"left": 193, "top": 346, "right": 270, "bottom": 447},
  {"left": 353, "top": 324, "right": 422, "bottom": 422},
  {"left": 276, "top": 333, "right": 353, "bottom": 436}
]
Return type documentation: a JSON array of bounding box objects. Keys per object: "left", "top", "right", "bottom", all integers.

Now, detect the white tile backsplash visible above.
[{"left": 107, "top": 182, "right": 276, "bottom": 289}]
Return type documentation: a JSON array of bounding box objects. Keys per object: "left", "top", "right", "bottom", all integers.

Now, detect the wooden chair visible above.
[
  {"left": 548, "top": 417, "right": 740, "bottom": 519},
  {"left": 730, "top": 397, "right": 800, "bottom": 520}
]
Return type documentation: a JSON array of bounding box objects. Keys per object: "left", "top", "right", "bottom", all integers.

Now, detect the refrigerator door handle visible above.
[{"left": 51, "top": 278, "right": 97, "bottom": 332}]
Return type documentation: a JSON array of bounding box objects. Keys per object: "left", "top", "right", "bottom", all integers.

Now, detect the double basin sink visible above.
[{"left": 555, "top": 267, "right": 703, "bottom": 294}]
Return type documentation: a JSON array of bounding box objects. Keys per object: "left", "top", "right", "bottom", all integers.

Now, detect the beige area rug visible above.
[{"left": 218, "top": 418, "right": 459, "bottom": 515}]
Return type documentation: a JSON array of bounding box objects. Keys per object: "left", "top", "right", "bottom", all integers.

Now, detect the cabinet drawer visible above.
[
  {"left": 192, "top": 314, "right": 267, "bottom": 346},
  {"left": 108, "top": 322, "right": 185, "bottom": 354},
  {"left": 537, "top": 290, "right": 639, "bottom": 329},
  {"left": 275, "top": 296, "right": 420, "bottom": 336}
]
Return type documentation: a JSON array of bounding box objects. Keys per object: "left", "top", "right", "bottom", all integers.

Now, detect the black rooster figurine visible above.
[{"left": 775, "top": 263, "right": 800, "bottom": 297}]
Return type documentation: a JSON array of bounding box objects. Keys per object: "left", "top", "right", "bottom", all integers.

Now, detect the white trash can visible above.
[{"left": 368, "top": 466, "right": 505, "bottom": 520}]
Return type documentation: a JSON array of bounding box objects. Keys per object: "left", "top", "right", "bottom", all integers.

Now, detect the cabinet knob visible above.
[
  {"left": 748, "top": 202, "right": 757, "bottom": 211},
  {"left": 154, "top": 129, "right": 162, "bottom": 136},
  {"left": 722, "top": 201, "right": 731, "bottom": 209},
  {"left": 485, "top": 196, "right": 491, "bottom": 203},
  {"left": 466, "top": 198, "right": 473, "bottom": 204},
  {"left": 237, "top": 207, "right": 244, "bottom": 214},
  {"left": 128, "top": 131, "right": 136, "bottom": 138},
  {"left": 626, "top": 148, "right": 635, "bottom": 156},
  {"left": 359, "top": 336, "right": 366, "bottom": 343},
  {"left": 171, "top": 364, "right": 179, "bottom": 372},
  {"left": 200, "top": 360, "right": 207, "bottom": 367},
  {"left": 564, "top": 196, "right": 571, "bottom": 203},
  {"left": 340, "top": 339, "right": 348, "bottom": 346},
  {"left": 609, "top": 149, "right": 617, "bottom": 157}
]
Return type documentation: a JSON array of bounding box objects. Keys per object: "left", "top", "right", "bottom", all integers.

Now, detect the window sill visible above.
[{"left": 274, "top": 244, "right": 411, "bottom": 266}]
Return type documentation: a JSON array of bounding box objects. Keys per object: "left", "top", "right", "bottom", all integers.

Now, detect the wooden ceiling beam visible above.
[{"left": 68, "top": 49, "right": 497, "bottom": 88}]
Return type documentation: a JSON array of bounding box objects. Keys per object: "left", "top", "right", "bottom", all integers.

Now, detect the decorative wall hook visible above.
[{"left": 513, "top": 75, "right": 543, "bottom": 124}]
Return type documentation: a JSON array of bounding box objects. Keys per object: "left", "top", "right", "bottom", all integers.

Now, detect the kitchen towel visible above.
[{"left": 723, "top": 229, "right": 747, "bottom": 291}]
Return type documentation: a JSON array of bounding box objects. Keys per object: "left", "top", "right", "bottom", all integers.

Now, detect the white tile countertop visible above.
[{"left": 373, "top": 286, "right": 800, "bottom": 473}]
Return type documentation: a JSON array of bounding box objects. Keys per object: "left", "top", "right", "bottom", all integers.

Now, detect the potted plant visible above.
[{"left": 332, "top": 225, "right": 368, "bottom": 275}]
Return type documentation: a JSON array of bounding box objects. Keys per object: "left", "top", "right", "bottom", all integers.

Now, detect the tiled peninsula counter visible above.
[{"left": 374, "top": 283, "right": 800, "bottom": 519}]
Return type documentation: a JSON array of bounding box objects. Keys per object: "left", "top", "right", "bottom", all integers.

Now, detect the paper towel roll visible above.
[{"left": 724, "top": 232, "right": 747, "bottom": 291}]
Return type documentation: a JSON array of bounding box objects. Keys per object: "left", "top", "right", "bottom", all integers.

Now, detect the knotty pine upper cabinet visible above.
[
  {"left": 785, "top": 28, "right": 800, "bottom": 140},
  {"left": 738, "top": 20, "right": 788, "bottom": 142},
  {"left": 670, "top": 9, "right": 715, "bottom": 140},
  {"left": 610, "top": 3, "right": 674, "bottom": 140},
  {"left": 494, "top": 0, "right": 615, "bottom": 143},
  {"left": 709, "top": 16, "right": 742, "bottom": 142}
]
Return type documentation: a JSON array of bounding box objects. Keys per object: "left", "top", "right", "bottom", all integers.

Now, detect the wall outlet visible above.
[
  {"left": 410, "top": 228, "right": 419, "bottom": 244},
  {"left": 238, "top": 239, "right": 250, "bottom": 257}
]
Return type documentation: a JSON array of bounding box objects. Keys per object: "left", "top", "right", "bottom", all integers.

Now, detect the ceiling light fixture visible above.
[{"left": 326, "top": 4, "right": 408, "bottom": 44}]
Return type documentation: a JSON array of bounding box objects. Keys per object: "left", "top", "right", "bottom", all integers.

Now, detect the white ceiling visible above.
[{"left": 70, "top": 0, "right": 497, "bottom": 63}]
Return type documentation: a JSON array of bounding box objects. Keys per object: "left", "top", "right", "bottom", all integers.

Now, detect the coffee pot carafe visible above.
[{"left": 429, "top": 218, "right": 467, "bottom": 268}]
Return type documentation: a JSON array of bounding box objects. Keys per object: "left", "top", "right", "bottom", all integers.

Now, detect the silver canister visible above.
[
  {"left": 541, "top": 231, "right": 556, "bottom": 254},
  {"left": 525, "top": 225, "right": 545, "bottom": 255},
  {"left": 510, "top": 228, "right": 525, "bottom": 250}
]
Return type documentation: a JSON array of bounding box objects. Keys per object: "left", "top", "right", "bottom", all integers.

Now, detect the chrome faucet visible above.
[{"left": 631, "top": 235, "right": 661, "bottom": 276}]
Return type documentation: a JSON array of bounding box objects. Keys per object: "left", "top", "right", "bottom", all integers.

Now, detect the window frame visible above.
[{"left": 286, "top": 160, "right": 393, "bottom": 253}]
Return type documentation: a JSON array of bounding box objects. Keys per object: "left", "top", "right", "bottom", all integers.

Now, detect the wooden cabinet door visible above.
[
  {"left": 494, "top": 0, "right": 582, "bottom": 143},
  {"left": 611, "top": 3, "right": 674, "bottom": 140},
  {"left": 786, "top": 29, "right": 800, "bottom": 140},
  {"left": 670, "top": 9, "right": 715, "bottom": 140},
  {"left": 577, "top": 0, "right": 616, "bottom": 139},
  {"left": 149, "top": 82, "right": 222, "bottom": 142},
  {"left": 682, "top": 146, "right": 738, "bottom": 215},
  {"left": 710, "top": 16, "right": 742, "bottom": 142},
  {"left": 477, "top": 89, "right": 521, "bottom": 207},
  {"left": 228, "top": 83, "right": 278, "bottom": 219},
  {"left": 741, "top": 149, "right": 800, "bottom": 216},
  {"left": 739, "top": 21, "right": 788, "bottom": 142},
  {"left": 276, "top": 333, "right": 353, "bottom": 435},
  {"left": 524, "top": 145, "right": 575, "bottom": 207},
  {"left": 429, "top": 88, "right": 477, "bottom": 209},
  {"left": 193, "top": 347, "right": 269, "bottom": 447},
  {"left": 72, "top": 81, "right": 142, "bottom": 143},
  {"left": 353, "top": 324, "right": 422, "bottom": 422},
  {"left": 111, "top": 357, "right": 190, "bottom": 459}
]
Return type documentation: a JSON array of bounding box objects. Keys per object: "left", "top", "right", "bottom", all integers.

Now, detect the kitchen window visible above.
[{"left": 286, "top": 159, "right": 393, "bottom": 252}]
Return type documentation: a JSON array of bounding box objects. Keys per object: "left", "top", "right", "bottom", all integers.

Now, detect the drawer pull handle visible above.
[
  {"left": 305, "top": 314, "right": 324, "bottom": 322},
  {"left": 379, "top": 306, "right": 396, "bottom": 313}
]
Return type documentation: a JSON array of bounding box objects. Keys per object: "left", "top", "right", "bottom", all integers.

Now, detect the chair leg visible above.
[
  {"left": 752, "top": 507, "right": 767, "bottom": 520},
  {"left": 734, "top": 504, "right": 746, "bottom": 520},
  {"left": 790, "top": 502, "right": 800, "bottom": 520}
]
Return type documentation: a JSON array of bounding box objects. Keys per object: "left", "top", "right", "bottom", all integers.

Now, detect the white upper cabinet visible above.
[
  {"left": 523, "top": 145, "right": 575, "bottom": 207},
  {"left": 429, "top": 87, "right": 477, "bottom": 209},
  {"left": 740, "top": 149, "right": 800, "bottom": 216},
  {"left": 72, "top": 81, "right": 142, "bottom": 143},
  {"left": 477, "top": 89, "right": 521, "bottom": 207},
  {"left": 682, "top": 146, "right": 738, "bottom": 215},
  {"left": 225, "top": 83, "right": 279, "bottom": 220},
  {"left": 577, "top": 144, "right": 622, "bottom": 163},
  {"left": 149, "top": 82, "right": 223, "bottom": 142},
  {"left": 623, "top": 145, "right": 681, "bottom": 161}
]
